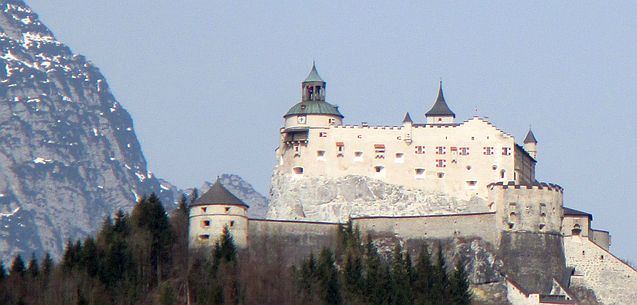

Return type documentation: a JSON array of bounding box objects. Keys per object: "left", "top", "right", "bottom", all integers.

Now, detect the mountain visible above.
[
  {"left": 194, "top": 174, "right": 268, "bottom": 219},
  {"left": 0, "top": 0, "right": 178, "bottom": 261}
]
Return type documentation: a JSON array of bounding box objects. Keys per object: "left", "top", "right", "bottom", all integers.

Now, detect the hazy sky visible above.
[{"left": 26, "top": 1, "right": 636, "bottom": 262}]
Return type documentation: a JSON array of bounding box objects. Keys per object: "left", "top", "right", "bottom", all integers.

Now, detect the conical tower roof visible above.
[
  {"left": 303, "top": 62, "right": 324, "bottom": 83},
  {"left": 524, "top": 129, "right": 537, "bottom": 143},
  {"left": 403, "top": 112, "right": 413, "bottom": 123},
  {"left": 425, "top": 82, "right": 455, "bottom": 117},
  {"left": 192, "top": 179, "right": 249, "bottom": 207}
]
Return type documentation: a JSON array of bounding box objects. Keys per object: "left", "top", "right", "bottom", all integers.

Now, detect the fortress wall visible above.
[
  {"left": 248, "top": 219, "right": 339, "bottom": 263},
  {"left": 352, "top": 212, "right": 497, "bottom": 245},
  {"left": 590, "top": 229, "right": 610, "bottom": 250},
  {"left": 564, "top": 236, "right": 637, "bottom": 305}
]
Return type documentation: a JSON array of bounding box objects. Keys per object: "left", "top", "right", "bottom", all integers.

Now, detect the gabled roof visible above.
[
  {"left": 563, "top": 207, "right": 592, "bottom": 220},
  {"left": 524, "top": 129, "right": 538, "bottom": 143},
  {"left": 425, "top": 82, "right": 455, "bottom": 117},
  {"left": 303, "top": 62, "right": 324, "bottom": 83},
  {"left": 402, "top": 112, "right": 413, "bottom": 123},
  {"left": 192, "top": 179, "right": 249, "bottom": 208}
]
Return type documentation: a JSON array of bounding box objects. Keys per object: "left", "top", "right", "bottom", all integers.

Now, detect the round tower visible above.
[
  {"left": 188, "top": 179, "right": 249, "bottom": 248},
  {"left": 283, "top": 63, "right": 344, "bottom": 129}
]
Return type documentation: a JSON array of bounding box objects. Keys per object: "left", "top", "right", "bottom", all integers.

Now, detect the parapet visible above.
[{"left": 487, "top": 181, "right": 563, "bottom": 193}]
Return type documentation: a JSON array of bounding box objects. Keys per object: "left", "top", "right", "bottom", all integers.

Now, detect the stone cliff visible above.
[{"left": 0, "top": 0, "right": 177, "bottom": 261}]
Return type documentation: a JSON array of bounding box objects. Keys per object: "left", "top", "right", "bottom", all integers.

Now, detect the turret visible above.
[
  {"left": 283, "top": 63, "right": 344, "bottom": 129},
  {"left": 402, "top": 112, "right": 413, "bottom": 145},
  {"left": 188, "top": 179, "right": 249, "bottom": 248},
  {"left": 524, "top": 129, "right": 538, "bottom": 159},
  {"left": 425, "top": 81, "right": 455, "bottom": 124}
]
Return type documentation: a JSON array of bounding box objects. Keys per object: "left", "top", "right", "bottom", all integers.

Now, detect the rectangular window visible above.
[
  {"left": 374, "top": 144, "right": 385, "bottom": 159},
  {"left": 502, "top": 147, "right": 511, "bottom": 155},
  {"left": 202, "top": 220, "right": 211, "bottom": 227},
  {"left": 415, "top": 168, "right": 425, "bottom": 179},
  {"left": 483, "top": 147, "right": 494, "bottom": 155},
  {"left": 317, "top": 150, "right": 326, "bottom": 160},
  {"left": 415, "top": 146, "right": 426, "bottom": 154},
  {"left": 201, "top": 207, "right": 207, "bottom": 213},
  {"left": 319, "top": 132, "right": 327, "bottom": 137},
  {"left": 354, "top": 151, "right": 363, "bottom": 161},
  {"left": 450, "top": 147, "right": 458, "bottom": 154},
  {"left": 435, "top": 159, "right": 446, "bottom": 168},
  {"left": 436, "top": 146, "right": 446, "bottom": 155},
  {"left": 225, "top": 207, "right": 230, "bottom": 213},
  {"left": 199, "top": 234, "right": 210, "bottom": 240},
  {"left": 459, "top": 147, "right": 470, "bottom": 155},
  {"left": 336, "top": 142, "right": 344, "bottom": 153},
  {"left": 395, "top": 153, "right": 404, "bottom": 163},
  {"left": 328, "top": 118, "right": 336, "bottom": 125}
]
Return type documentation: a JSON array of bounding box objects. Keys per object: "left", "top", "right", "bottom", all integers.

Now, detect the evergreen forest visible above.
[{"left": 0, "top": 194, "right": 472, "bottom": 305}]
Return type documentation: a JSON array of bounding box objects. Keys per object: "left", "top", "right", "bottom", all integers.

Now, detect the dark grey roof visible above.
[
  {"left": 563, "top": 207, "right": 592, "bottom": 220},
  {"left": 303, "top": 62, "right": 324, "bottom": 83},
  {"left": 524, "top": 129, "right": 538, "bottom": 143},
  {"left": 285, "top": 101, "right": 344, "bottom": 118},
  {"left": 192, "top": 179, "right": 249, "bottom": 207},
  {"left": 425, "top": 82, "right": 455, "bottom": 117},
  {"left": 402, "top": 112, "right": 413, "bottom": 123}
]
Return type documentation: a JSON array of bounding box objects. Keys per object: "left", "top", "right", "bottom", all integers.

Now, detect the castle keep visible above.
[{"left": 189, "top": 65, "right": 637, "bottom": 305}]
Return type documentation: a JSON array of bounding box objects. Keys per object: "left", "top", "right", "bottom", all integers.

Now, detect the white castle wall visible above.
[
  {"left": 277, "top": 117, "right": 536, "bottom": 203},
  {"left": 564, "top": 236, "right": 637, "bottom": 305}
]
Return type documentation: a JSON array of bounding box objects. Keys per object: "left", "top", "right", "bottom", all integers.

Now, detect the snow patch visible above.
[
  {"left": 0, "top": 207, "right": 20, "bottom": 218},
  {"left": 33, "top": 157, "right": 52, "bottom": 164}
]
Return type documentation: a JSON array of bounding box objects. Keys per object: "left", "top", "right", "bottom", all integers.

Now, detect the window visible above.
[
  {"left": 415, "top": 168, "right": 425, "bottom": 179},
  {"left": 201, "top": 207, "right": 207, "bottom": 213},
  {"left": 539, "top": 224, "right": 545, "bottom": 230},
  {"left": 328, "top": 118, "right": 336, "bottom": 125},
  {"left": 293, "top": 167, "right": 304, "bottom": 175},
  {"left": 354, "top": 151, "right": 363, "bottom": 161},
  {"left": 436, "top": 146, "right": 446, "bottom": 155},
  {"left": 502, "top": 147, "right": 511, "bottom": 155},
  {"left": 319, "top": 132, "right": 327, "bottom": 137},
  {"left": 374, "top": 144, "right": 385, "bottom": 159},
  {"left": 395, "top": 153, "right": 404, "bottom": 163},
  {"left": 435, "top": 159, "right": 446, "bottom": 168},
  {"left": 459, "top": 147, "right": 470, "bottom": 155},
  {"left": 466, "top": 165, "right": 472, "bottom": 171},
  {"left": 483, "top": 147, "right": 494, "bottom": 155},
  {"left": 374, "top": 166, "right": 385, "bottom": 176},
  {"left": 466, "top": 181, "right": 477, "bottom": 188},
  {"left": 199, "top": 234, "right": 210, "bottom": 240},
  {"left": 317, "top": 150, "right": 326, "bottom": 160},
  {"left": 297, "top": 115, "right": 306, "bottom": 124},
  {"left": 500, "top": 169, "right": 506, "bottom": 179},
  {"left": 336, "top": 142, "right": 344, "bottom": 153},
  {"left": 450, "top": 147, "right": 458, "bottom": 154},
  {"left": 202, "top": 220, "right": 211, "bottom": 227},
  {"left": 225, "top": 207, "right": 230, "bottom": 213},
  {"left": 230, "top": 221, "right": 235, "bottom": 227},
  {"left": 415, "top": 146, "right": 425, "bottom": 154},
  {"left": 437, "top": 172, "right": 445, "bottom": 178}
]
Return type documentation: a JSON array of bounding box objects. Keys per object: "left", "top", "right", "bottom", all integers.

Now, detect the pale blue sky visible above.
[{"left": 27, "top": 1, "right": 637, "bottom": 262}]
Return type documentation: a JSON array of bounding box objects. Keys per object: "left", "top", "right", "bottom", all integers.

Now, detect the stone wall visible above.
[
  {"left": 564, "top": 236, "right": 637, "bottom": 305},
  {"left": 352, "top": 212, "right": 497, "bottom": 245}
]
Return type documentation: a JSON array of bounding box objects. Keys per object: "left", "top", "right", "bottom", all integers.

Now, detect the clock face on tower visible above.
[{"left": 298, "top": 115, "right": 306, "bottom": 124}]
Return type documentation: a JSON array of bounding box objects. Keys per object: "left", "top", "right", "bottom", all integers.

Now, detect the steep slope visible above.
[{"left": 0, "top": 0, "right": 176, "bottom": 260}]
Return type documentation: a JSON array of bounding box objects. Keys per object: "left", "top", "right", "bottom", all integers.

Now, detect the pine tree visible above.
[
  {"left": 432, "top": 244, "right": 451, "bottom": 305},
  {"left": 26, "top": 253, "right": 39, "bottom": 278},
  {"left": 80, "top": 237, "right": 99, "bottom": 277},
  {"left": 450, "top": 256, "right": 472, "bottom": 305},
  {"left": 390, "top": 243, "right": 411, "bottom": 305},
  {"left": 414, "top": 244, "right": 434, "bottom": 305},
  {"left": 0, "top": 261, "right": 6, "bottom": 281},
  {"left": 10, "top": 254, "right": 26, "bottom": 277},
  {"left": 318, "top": 248, "right": 341, "bottom": 305},
  {"left": 41, "top": 253, "right": 53, "bottom": 278}
]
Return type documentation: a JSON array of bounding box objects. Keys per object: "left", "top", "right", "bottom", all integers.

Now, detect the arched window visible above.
[{"left": 572, "top": 224, "right": 582, "bottom": 236}]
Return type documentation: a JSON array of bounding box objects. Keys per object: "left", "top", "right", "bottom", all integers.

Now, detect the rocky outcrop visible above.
[
  {"left": 0, "top": 0, "right": 177, "bottom": 261},
  {"left": 267, "top": 173, "right": 490, "bottom": 222}
]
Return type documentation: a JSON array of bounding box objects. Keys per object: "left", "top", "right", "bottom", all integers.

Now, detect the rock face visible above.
[
  {"left": 267, "top": 173, "right": 489, "bottom": 222},
  {"left": 198, "top": 174, "right": 268, "bottom": 219},
  {"left": 0, "top": 0, "right": 176, "bottom": 261}
]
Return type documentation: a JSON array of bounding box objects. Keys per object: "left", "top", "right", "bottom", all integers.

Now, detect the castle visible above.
[{"left": 188, "top": 65, "right": 636, "bottom": 305}]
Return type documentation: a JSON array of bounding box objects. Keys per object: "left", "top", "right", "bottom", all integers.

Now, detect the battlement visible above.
[{"left": 487, "top": 181, "right": 563, "bottom": 193}]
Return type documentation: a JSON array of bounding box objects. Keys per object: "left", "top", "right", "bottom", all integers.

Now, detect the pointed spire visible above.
[
  {"left": 304, "top": 61, "right": 324, "bottom": 83},
  {"left": 192, "top": 178, "right": 249, "bottom": 207},
  {"left": 402, "top": 112, "right": 413, "bottom": 123},
  {"left": 425, "top": 81, "right": 455, "bottom": 118},
  {"left": 524, "top": 128, "right": 537, "bottom": 144}
]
